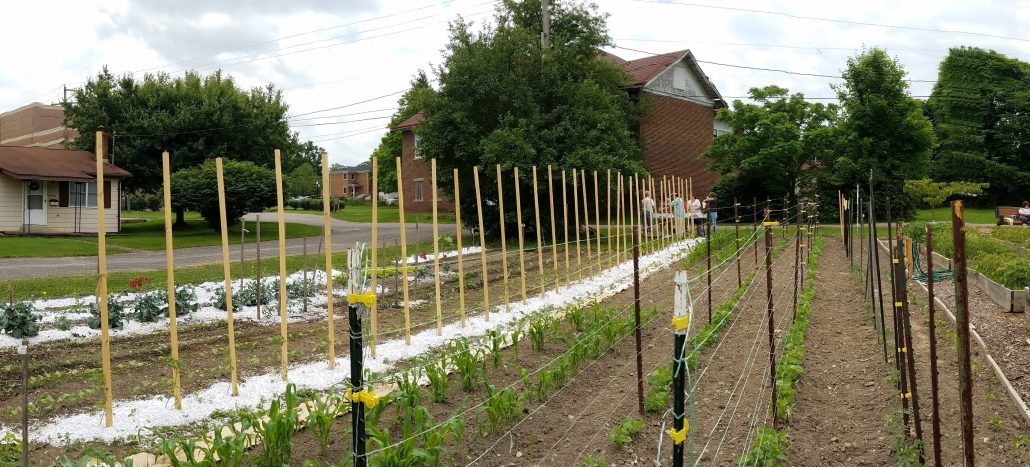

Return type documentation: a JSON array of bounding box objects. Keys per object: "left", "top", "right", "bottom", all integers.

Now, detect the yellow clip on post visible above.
[
  {"left": 347, "top": 291, "right": 377, "bottom": 308},
  {"left": 762, "top": 221, "right": 779, "bottom": 226},
  {"left": 346, "top": 388, "right": 379, "bottom": 409},
  {"left": 895, "top": 301, "right": 903, "bottom": 308},
  {"left": 672, "top": 316, "right": 690, "bottom": 331},
  {"left": 667, "top": 422, "right": 689, "bottom": 445},
  {"left": 892, "top": 258, "right": 899, "bottom": 264},
  {"left": 904, "top": 392, "right": 912, "bottom": 399}
]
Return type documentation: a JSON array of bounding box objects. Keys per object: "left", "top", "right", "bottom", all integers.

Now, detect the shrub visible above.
[
  {"left": 0, "top": 302, "right": 40, "bottom": 338},
  {"left": 87, "top": 297, "right": 127, "bottom": 330},
  {"left": 170, "top": 159, "right": 277, "bottom": 229}
]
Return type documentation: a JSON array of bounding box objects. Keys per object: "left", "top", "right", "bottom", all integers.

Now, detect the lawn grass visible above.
[
  {"left": 912, "top": 207, "right": 995, "bottom": 224},
  {"left": 113, "top": 212, "right": 323, "bottom": 250},
  {"left": 0, "top": 237, "right": 129, "bottom": 258},
  {"left": 284, "top": 204, "right": 456, "bottom": 224}
]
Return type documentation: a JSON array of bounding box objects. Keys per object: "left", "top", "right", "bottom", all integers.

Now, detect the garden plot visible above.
[{"left": 11, "top": 238, "right": 701, "bottom": 450}]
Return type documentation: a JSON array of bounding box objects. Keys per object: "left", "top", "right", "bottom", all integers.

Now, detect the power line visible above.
[{"left": 631, "top": 0, "right": 1030, "bottom": 44}]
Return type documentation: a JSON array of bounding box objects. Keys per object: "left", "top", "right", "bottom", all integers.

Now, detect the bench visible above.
[{"left": 996, "top": 206, "right": 1029, "bottom": 226}]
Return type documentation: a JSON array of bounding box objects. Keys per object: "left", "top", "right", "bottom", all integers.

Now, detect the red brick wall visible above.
[
  {"left": 329, "top": 171, "right": 370, "bottom": 198},
  {"left": 639, "top": 94, "right": 720, "bottom": 197},
  {"left": 400, "top": 130, "right": 454, "bottom": 214}
]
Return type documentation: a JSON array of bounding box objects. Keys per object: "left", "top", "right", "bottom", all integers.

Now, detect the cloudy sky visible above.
[{"left": 2, "top": 0, "right": 1029, "bottom": 166}]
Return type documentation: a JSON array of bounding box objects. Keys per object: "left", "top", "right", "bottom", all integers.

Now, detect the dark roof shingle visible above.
[{"left": 0, "top": 146, "right": 131, "bottom": 181}]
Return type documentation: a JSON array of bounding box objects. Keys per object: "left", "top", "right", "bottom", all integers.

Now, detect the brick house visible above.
[
  {"left": 391, "top": 49, "right": 727, "bottom": 211},
  {"left": 393, "top": 113, "right": 454, "bottom": 214},
  {"left": 0, "top": 102, "right": 77, "bottom": 148},
  {"left": 329, "top": 161, "right": 372, "bottom": 198}
]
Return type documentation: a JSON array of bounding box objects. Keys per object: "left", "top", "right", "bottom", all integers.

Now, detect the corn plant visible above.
[
  {"left": 565, "top": 307, "right": 585, "bottom": 332},
  {"left": 509, "top": 328, "right": 522, "bottom": 360},
  {"left": 251, "top": 383, "right": 301, "bottom": 466},
  {"left": 155, "top": 434, "right": 204, "bottom": 467},
  {"left": 305, "top": 392, "right": 340, "bottom": 458},
  {"left": 203, "top": 420, "right": 249, "bottom": 467},
  {"left": 608, "top": 418, "right": 644, "bottom": 449},
  {"left": 425, "top": 357, "right": 449, "bottom": 403},
  {"left": 451, "top": 339, "right": 482, "bottom": 391},
  {"left": 366, "top": 426, "right": 430, "bottom": 466},
  {"left": 487, "top": 330, "right": 504, "bottom": 369},
  {"left": 536, "top": 369, "right": 552, "bottom": 401},
  {"left": 482, "top": 382, "right": 521, "bottom": 434},
  {"left": 0, "top": 301, "right": 40, "bottom": 338},
  {"left": 529, "top": 317, "right": 547, "bottom": 351}
]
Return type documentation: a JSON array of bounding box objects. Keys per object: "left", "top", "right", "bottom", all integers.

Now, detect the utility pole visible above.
[{"left": 541, "top": 0, "right": 551, "bottom": 51}]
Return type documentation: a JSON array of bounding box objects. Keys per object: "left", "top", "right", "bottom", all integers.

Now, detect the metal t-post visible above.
[
  {"left": 925, "top": 225, "right": 943, "bottom": 466},
  {"left": 348, "top": 247, "right": 369, "bottom": 467},
  {"left": 672, "top": 271, "right": 691, "bottom": 467},
  {"left": 764, "top": 211, "right": 778, "bottom": 429},
  {"left": 632, "top": 226, "right": 644, "bottom": 415},
  {"left": 951, "top": 201, "right": 975, "bottom": 466}
]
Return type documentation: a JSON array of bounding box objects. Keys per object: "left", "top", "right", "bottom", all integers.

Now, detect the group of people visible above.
[
  {"left": 1016, "top": 200, "right": 1030, "bottom": 225},
  {"left": 641, "top": 191, "right": 717, "bottom": 237}
]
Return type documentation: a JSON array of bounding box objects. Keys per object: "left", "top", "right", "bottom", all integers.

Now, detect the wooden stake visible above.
[
  {"left": 215, "top": 158, "right": 239, "bottom": 396},
  {"left": 581, "top": 169, "right": 592, "bottom": 274},
  {"left": 431, "top": 159, "right": 443, "bottom": 335},
  {"left": 321, "top": 153, "right": 337, "bottom": 365},
  {"left": 454, "top": 168, "right": 466, "bottom": 327},
  {"left": 635, "top": 173, "right": 642, "bottom": 251},
  {"left": 514, "top": 167, "right": 527, "bottom": 303},
  {"left": 649, "top": 177, "right": 656, "bottom": 253},
  {"left": 572, "top": 169, "right": 582, "bottom": 280},
  {"left": 532, "top": 166, "right": 545, "bottom": 297},
  {"left": 607, "top": 169, "right": 612, "bottom": 267},
  {"left": 370, "top": 157, "right": 379, "bottom": 357},
  {"left": 593, "top": 170, "right": 601, "bottom": 270},
  {"left": 274, "top": 149, "right": 289, "bottom": 379},
  {"left": 616, "top": 173, "right": 623, "bottom": 261},
  {"left": 547, "top": 166, "right": 559, "bottom": 293},
  {"left": 496, "top": 164, "right": 510, "bottom": 313},
  {"left": 95, "top": 131, "right": 113, "bottom": 427},
  {"left": 160, "top": 151, "right": 182, "bottom": 409},
  {"left": 395, "top": 157, "right": 411, "bottom": 344},
  {"left": 561, "top": 170, "right": 570, "bottom": 286},
  {"left": 473, "top": 167, "right": 490, "bottom": 321}
]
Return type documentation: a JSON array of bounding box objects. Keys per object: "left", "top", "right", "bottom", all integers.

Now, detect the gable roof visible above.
[
  {"left": 611, "top": 49, "right": 727, "bottom": 108},
  {"left": 333, "top": 161, "right": 371, "bottom": 173},
  {"left": 392, "top": 112, "right": 424, "bottom": 131},
  {"left": 0, "top": 146, "right": 131, "bottom": 181}
]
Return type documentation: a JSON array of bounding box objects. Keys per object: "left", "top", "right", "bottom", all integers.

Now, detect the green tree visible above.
[
  {"left": 927, "top": 47, "right": 1030, "bottom": 204},
  {"left": 170, "top": 160, "right": 276, "bottom": 230},
  {"left": 417, "top": 0, "right": 644, "bottom": 235},
  {"left": 371, "top": 71, "right": 435, "bottom": 191},
  {"left": 903, "top": 179, "right": 989, "bottom": 221},
  {"left": 285, "top": 164, "right": 320, "bottom": 198},
  {"left": 703, "top": 86, "right": 839, "bottom": 207},
  {"left": 831, "top": 48, "right": 935, "bottom": 218},
  {"left": 63, "top": 68, "right": 316, "bottom": 207}
]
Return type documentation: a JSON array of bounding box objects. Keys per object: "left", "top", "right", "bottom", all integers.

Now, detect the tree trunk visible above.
[{"left": 175, "top": 208, "right": 187, "bottom": 228}]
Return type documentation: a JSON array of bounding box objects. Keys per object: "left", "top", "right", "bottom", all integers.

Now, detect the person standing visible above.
[
  {"left": 704, "top": 192, "right": 718, "bottom": 233},
  {"left": 642, "top": 191, "right": 655, "bottom": 229},
  {"left": 671, "top": 193, "right": 686, "bottom": 236},
  {"left": 689, "top": 195, "right": 704, "bottom": 237}
]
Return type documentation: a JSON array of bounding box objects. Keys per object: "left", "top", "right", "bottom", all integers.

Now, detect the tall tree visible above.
[
  {"left": 832, "top": 48, "right": 935, "bottom": 218},
  {"left": 927, "top": 47, "right": 1030, "bottom": 204},
  {"left": 64, "top": 68, "right": 317, "bottom": 193},
  {"left": 704, "top": 86, "right": 839, "bottom": 207},
  {"left": 417, "top": 0, "right": 644, "bottom": 235},
  {"left": 370, "top": 71, "right": 435, "bottom": 191}
]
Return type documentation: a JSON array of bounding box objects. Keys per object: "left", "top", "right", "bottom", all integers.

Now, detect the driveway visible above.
[{"left": 0, "top": 213, "right": 456, "bottom": 281}]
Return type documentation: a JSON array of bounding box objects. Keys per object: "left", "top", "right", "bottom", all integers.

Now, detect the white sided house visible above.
[{"left": 0, "top": 146, "right": 130, "bottom": 234}]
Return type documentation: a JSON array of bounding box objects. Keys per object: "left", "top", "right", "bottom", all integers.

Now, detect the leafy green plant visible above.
[
  {"left": 159, "top": 286, "right": 198, "bottom": 316},
  {"left": 583, "top": 455, "right": 606, "bottom": 467},
  {"left": 0, "top": 301, "right": 40, "bottom": 338},
  {"left": 738, "top": 427, "right": 788, "bottom": 466},
  {"left": 55, "top": 315, "right": 72, "bottom": 331},
  {"left": 529, "top": 317, "right": 547, "bottom": 351},
  {"left": 482, "top": 382, "right": 521, "bottom": 433},
  {"left": 305, "top": 392, "right": 339, "bottom": 458},
  {"left": 134, "top": 292, "right": 164, "bottom": 322},
  {"left": 0, "top": 432, "right": 20, "bottom": 465},
  {"left": 87, "top": 296, "right": 126, "bottom": 330},
  {"left": 250, "top": 383, "right": 301, "bottom": 465},
  {"left": 451, "top": 339, "right": 483, "bottom": 391},
  {"left": 608, "top": 418, "right": 644, "bottom": 448},
  {"left": 487, "top": 330, "right": 505, "bottom": 369},
  {"left": 644, "top": 364, "right": 673, "bottom": 412},
  {"left": 510, "top": 328, "right": 522, "bottom": 360},
  {"left": 988, "top": 415, "right": 1005, "bottom": 431},
  {"left": 425, "top": 357, "right": 450, "bottom": 403}
]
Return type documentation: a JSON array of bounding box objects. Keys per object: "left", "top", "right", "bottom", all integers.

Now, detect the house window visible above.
[
  {"left": 713, "top": 128, "right": 732, "bottom": 137},
  {"left": 413, "top": 133, "right": 423, "bottom": 158},
  {"left": 70, "top": 182, "right": 98, "bottom": 208},
  {"left": 414, "top": 180, "right": 424, "bottom": 202}
]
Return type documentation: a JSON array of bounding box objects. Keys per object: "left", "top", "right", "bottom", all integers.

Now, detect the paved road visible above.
[{"left": 0, "top": 213, "right": 455, "bottom": 281}]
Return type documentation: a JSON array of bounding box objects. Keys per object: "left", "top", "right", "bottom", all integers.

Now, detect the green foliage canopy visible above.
[
  {"left": 371, "top": 72, "right": 434, "bottom": 191},
  {"left": 170, "top": 160, "right": 277, "bottom": 229},
  {"left": 903, "top": 178, "right": 989, "bottom": 220},
  {"left": 285, "top": 164, "right": 321, "bottom": 198}
]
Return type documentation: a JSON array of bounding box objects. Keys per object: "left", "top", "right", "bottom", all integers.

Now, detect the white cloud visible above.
[{"left": 3, "top": 0, "right": 1029, "bottom": 167}]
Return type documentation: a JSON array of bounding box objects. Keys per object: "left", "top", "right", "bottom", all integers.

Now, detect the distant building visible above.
[
  {"left": 330, "top": 161, "right": 372, "bottom": 198},
  {"left": 0, "top": 102, "right": 76, "bottom": 149},
  {"left": 391, "top": 49, "right": 727, "bottom": 211}
]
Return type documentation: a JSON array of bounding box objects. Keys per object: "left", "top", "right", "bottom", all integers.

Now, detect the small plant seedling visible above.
[
  {"left": 984, "top": 390, "right": 996, "bottom": 402},
  {"left": 988, "top": 415, "right": 1005, "bottom": 431},
  {"left": 608, "top": 418, "right": 644, "bottom": 449},
  {"left": 583, "top": 455, "right": 606, "bottom": 467}
]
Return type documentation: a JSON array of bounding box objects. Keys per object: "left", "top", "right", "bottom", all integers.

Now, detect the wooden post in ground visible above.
[
  {"left": 734, "top": 199, "right": 741, "bottom": 287},
  {"left": 395, "top": 157, "right": 411, "bottom": 344},
  {"left": 431, "top": 159, "right": 443, "bottom": 335},
  {"left": 274, "top": 150, "right": 290, "bottom": 379},
  {"left": 951, "top": 201, "right": 975, "bottom": 466},
  {"left": 572, "top": 169, "right": 582, "bottom": 280},
  {"left": 473, "top": 167, "right": 490, "bottom": 321},
  {"left": 649, "top": 177, "right": 656, "bottom": 253},
  {"left": 320, "top": 153, "right": 337, "bottom": 366},
  {"left": 95, "top": 130, "right": 113, "bottom": 427},
  {"left": 635, "top": 173, "right": 642, "bottom": 252},
  {"left": 255, "top": 216, "right": 263, "bottom": 320},
  {"left": 514, "top": 167, "right": 527, "bottom": 303},
  {"left": 593, "top": 170, "right": 601, "bottom": 269},
  {"left": 215, "top": 158, "right": 239, "bottom": 395},
  {"left": 160, "top": 151, "right": 182, "bottom": 409},
  {"left": 615, "top": 173, "right": 623, "bottom": 263},
  {"left": 607, "top": 169, "right": 612, "bottom": 266},
  {"left": 369, "top": 158, "right": 379, "bottom": 356},
  {"left": 454, "top": 168, "right": 466, "bottom": 327},
  {"left": 581, "top": 169, "right": 592, "bottom": 275},
  {"left": 533, "top": 167, "right": 546, "bottom": 297},
  {"left": 547, "top": 166, "right": 559, "bottom": 292},
  {"left": 496, "top": 164, "right": 511, "bottom": 312},
  {"left": 562, "top": 170, "right": 571, "bottom": 285}
]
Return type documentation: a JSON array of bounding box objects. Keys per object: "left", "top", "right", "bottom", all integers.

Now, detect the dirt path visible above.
[{"left": 784, "top": 241, "right": 894, "bottom": 466}]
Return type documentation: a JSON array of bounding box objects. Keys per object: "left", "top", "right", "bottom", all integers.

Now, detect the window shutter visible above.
[
  {"left": 58, "top": 182, "right": 69, "bottom": 207},
  {"left": 103, "top": 181, "right": 112, "bottom": 209}
]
